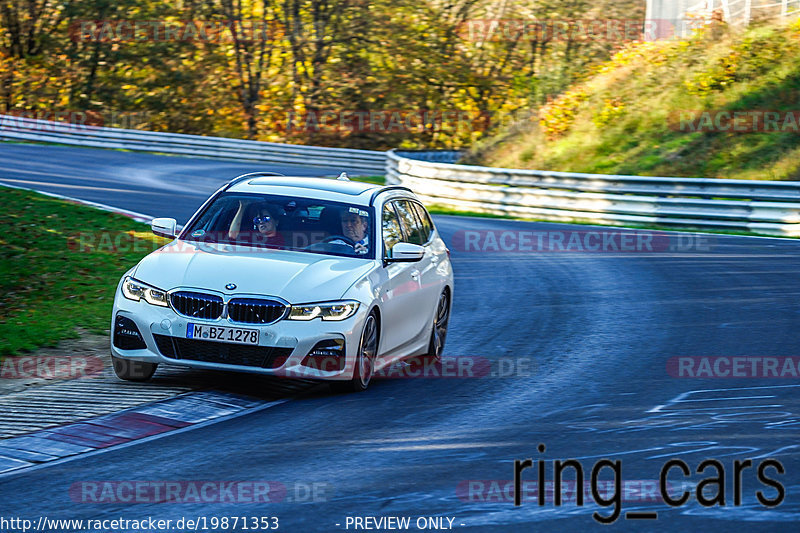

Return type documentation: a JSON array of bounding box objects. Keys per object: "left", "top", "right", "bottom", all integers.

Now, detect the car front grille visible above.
[
  {"left": 153, "top": 334, "right": 292, "bottom": 368},
  {"left": 170, "top": 291, "right": 224, "bottom": 320},
  {"left": 228, "top": 298, "right": 286, "bottom": 324}
]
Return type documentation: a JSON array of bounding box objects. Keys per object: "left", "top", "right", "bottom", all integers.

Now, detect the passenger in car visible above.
[{"left": 228, "top": 201, "right": 285, "bottom": 247}]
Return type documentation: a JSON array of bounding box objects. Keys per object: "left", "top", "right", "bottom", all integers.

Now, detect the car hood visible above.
[{"left": 133, "top": 240, "right": 374, "bottom": 302}]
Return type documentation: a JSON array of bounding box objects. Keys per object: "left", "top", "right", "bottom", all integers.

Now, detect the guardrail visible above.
[
  {"left": 387, "top": 150, "right": 800, "bottom": 237},
  {"left": 648, "top": 0, "right": 800, "bottom": 38},
  {"left": 0, "top": 114, "right": 386, "bottom": 175},
  {"left": 685, "top": 0, "right": 800, "bottom": 28},
  {"left": 5, "top": 113, "right": 799, "bottom": 236}
]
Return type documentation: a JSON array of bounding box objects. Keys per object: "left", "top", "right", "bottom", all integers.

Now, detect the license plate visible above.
[{"left": 187, "top": 323, "right": 259, "bottom": 345}]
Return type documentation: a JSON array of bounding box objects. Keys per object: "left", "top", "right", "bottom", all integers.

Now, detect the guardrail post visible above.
[{"left": 722, "top": 0, "right": 732, "bottom": 22}]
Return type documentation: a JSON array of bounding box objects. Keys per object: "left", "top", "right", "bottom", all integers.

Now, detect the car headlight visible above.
[
  {"left": 288, "top": 301, "right": 360, "bottom": 321},
  {"left": 121, "top": 276, "right": 169, "bottom": 307}
]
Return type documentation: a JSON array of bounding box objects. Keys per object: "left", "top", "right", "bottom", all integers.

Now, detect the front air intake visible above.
[{"left": 113, "top": 315, "right": 146, "bottom": 350}]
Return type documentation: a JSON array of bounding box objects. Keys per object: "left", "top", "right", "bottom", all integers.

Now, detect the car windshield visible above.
[{"left": 181, "top": 192, "right": 374, "bottom": 259}]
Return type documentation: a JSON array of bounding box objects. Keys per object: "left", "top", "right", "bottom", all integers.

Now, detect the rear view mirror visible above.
[{"left": 151, "top": 218, "right": 177, "bottom": 239}]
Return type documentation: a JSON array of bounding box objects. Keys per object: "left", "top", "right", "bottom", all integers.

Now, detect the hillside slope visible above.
[{"left": 469, "top": 18, "right": 800, "bottom": 180}]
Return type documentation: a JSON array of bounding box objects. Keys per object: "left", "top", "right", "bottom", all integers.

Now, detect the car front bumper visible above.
[{"left": 110, "top": 288, "right": 367, "bottom": 381}]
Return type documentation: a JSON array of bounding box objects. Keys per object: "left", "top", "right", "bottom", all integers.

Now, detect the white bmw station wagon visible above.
[{"left": 110, "top": 173, "right": 454, "bottom": 392}]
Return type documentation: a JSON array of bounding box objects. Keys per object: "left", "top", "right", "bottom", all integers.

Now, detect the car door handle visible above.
[{"left": 410, "top": 270, "right": 420, "bottom": 281}]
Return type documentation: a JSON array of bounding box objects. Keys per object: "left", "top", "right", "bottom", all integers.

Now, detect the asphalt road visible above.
[
  {"left": 1, "top": 143, "right": 799, "bottom": 532},
  {"left": 0, "top": 143, "right": 338, "bottom": 223}
]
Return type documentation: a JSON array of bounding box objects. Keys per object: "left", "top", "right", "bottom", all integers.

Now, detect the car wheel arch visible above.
[
  {"left": 437, "top": 285, "right": 453, "bottom": 323},
  {"left": 369, "top": 305, "right": 382, "bottom": 354}
]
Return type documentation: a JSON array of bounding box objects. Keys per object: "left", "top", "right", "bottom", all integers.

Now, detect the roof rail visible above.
[
  {"left": 223, "top": 171, "right": 285, "bottom": 191},
  {"left": 369, "top": 185, "right": 414, "bottom": 205}
]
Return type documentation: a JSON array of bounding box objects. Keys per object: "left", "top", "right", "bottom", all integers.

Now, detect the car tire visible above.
[
  {"left": 331, "top": 311, "right": 378, "bottom": 393},
  {"left": 422, "top": 289, "right": 450, "bottom": 362},
  {"left": 111, "top": 355, "right": 158, "bottom": 382}
]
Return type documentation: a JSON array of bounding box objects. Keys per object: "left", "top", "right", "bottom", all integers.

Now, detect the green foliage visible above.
[
  {"left": 592, "top": 98, "right": 626, "bottom": 128},
  {"left": 685, "top": 51, "right": 740, "bottom": 96},
  {"left": 474, "top": 18, "right": 800, "bottom": 181},
  {"left": 0, "top": 0, "right": 644, "bottom": 150},
  {"left": 539, "top": 88, "right": 589, "bottom": 139}
]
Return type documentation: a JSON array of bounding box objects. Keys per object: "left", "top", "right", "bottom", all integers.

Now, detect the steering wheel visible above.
[{"left": 320, "top": 235, "right": 356, "bottom": 247}]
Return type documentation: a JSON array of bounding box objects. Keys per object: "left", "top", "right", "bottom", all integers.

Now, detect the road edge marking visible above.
[{"left": 0, "top": 396, "right": 290, "bottom": 480}]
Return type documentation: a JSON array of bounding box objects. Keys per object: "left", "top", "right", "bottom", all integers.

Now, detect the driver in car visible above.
[{"left": 340, "top": 209, "right": 369, "bottom": 255}]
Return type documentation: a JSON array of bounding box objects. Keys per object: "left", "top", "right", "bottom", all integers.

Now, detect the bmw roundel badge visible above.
[{"left": 225, "top": 283, "right": 237, "bottom": 291}]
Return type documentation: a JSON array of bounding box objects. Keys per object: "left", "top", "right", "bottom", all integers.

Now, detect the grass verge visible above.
[
  {"left": 471, "top": 18, "right": 800, "bottom": 181},
  {"left": 351, "top": 175, "right": 385, "bottom": 185},
  {"left": 0, "top": 188, "right": 168, "bottom": 358}
]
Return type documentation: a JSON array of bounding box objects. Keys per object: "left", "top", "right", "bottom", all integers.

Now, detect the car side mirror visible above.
[
  {"left": 151, "top": 217, "right": 177, "bottom": 239},
  {"left": 387, "top": 242, "right": 424, "bottom": 263}
]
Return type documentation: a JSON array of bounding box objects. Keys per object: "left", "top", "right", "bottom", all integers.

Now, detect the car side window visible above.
[
  {"left": 382, "top": 203, "right": 403, "bottom": 258},
  {"left": 394, "top": 200, "right": 425, "bottom": 245},
  {"left": 410, "top": 201, "right": 433, "bottom": 243}
]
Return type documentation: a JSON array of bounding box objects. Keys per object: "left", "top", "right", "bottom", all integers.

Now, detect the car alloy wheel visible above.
[
  {"left": 332, "top": 311, "right": 378, "bottom": 393},
  {"left": 426, "top": 290, "right": 450, "bottom": 361},
  {"left": 357, "top": 313, "right": 378, "bottom": 389}
]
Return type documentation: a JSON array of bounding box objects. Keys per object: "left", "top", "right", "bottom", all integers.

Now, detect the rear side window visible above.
[
  {"left": 394, "top": 200, "right": 425, "bottom": 245},
  {"left": 410, "top": 201, "right": 433, "bottom": 243},
  {"left": 382, "top": 204, "right": 403, "bottom": 258}
]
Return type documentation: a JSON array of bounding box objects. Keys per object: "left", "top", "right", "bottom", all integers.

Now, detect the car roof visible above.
[{"left": 226, "top": 175, "right": 414, "bottom": 205}]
